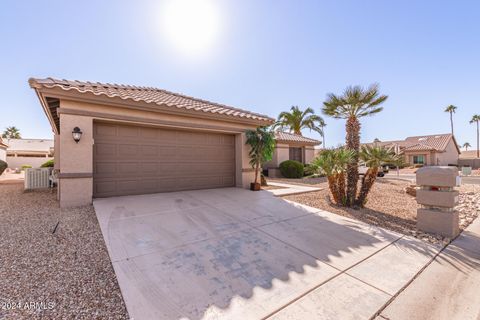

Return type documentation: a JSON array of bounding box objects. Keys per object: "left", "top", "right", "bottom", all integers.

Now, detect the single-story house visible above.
[
  {"left": 5, "top": 138, "right": 54, "bottom": 169},
  {"left": 0, "top": 137, "right": 7, "bottom": 162},
  {"left": 365, "top": 133, "right": 460, "bottom": 166},
  {"left": 29, "top": 77, "right": 274, "bottom": 207},
  {"left": 264, "top": 131, "right": 321, "bottom": 177},
  {"left": 459, "top": 150, "right": 480, "bottom": 169}
]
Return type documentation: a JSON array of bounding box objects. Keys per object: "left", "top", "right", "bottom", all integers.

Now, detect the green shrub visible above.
[
  {"left": 41, "top": 159, "right": 54, "bottom": 168},
  {"left": 279, "top": 160, "right": 304, "bottom": 178},
  {"left": 303, "top": 164, "right": 316, "bottom": 176},
  {"left": 0, "top": 160, "right": 7, "bottom": 175},
  {"left": 21, "top": 165, "right": 32, "bottom": 170}
]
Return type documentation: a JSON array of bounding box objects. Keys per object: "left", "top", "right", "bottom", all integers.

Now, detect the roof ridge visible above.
[{"left": 33, "top": 77, "right": 271, "bottom": 120}]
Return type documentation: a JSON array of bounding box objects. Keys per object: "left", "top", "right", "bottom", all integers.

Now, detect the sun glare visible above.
[{"left": 160, "top": 0, "right": 221, "bottom": 56}]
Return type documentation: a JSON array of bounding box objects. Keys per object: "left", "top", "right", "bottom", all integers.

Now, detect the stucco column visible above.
[
  {"left": 236, "top": 132, "right": 255, "bottom": 188},
  {"left": 58, "top": 113, "right": 94, "bottom": 207}
]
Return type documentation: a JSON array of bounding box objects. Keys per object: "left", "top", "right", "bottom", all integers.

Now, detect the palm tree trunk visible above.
[
  {"left": 450, "top": 112, "right": 454, "bottom": 136},
  {"left": 322, "top": 127, "right": 326, "bottom": 148},
  {"left": 477, "top": 121, "right": 479, "bottom": 158},
  {"left": 356, "top": 168, "right": 378, "bottom": 207},
  {"left": 337, "top": 171, "right": 346, "bottom": 205},
  {"left": 327, "top": 175, "right": 340, "bottom": 204},
  {"left": 345, "top": 116, "right": 360, "bottom": 206}
]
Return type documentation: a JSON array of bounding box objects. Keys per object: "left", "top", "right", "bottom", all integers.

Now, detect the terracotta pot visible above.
[{"left": 250, "top": 182, "right": 261, "bottom": 191}]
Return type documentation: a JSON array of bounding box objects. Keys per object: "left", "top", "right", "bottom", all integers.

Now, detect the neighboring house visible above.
[
  {"left": 5, "top": 138, "right": 54, "bottom": 169},
  {"left": 365, "top": 133, "right": 460, "bottom": 166},
  {"left": 0, "top": 137, "right": 7, "bottom": 162},
  {"left": 29, "top": 77, "right": 274, "bottom": 207},
  {"left": 459, "top": 150, "right": 480, "bottom": 169},
  {"left": 264, "top": 131, "right": 321, "bottom": 177}
]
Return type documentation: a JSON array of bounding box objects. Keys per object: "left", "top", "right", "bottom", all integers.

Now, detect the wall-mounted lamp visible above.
[{"left": 72, "top": 127, "right": 83, "bottom": 143}]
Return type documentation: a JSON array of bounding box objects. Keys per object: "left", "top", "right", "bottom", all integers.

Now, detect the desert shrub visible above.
[
  {"left": 279, "top": 160, "right": 304, "bottom": 178},
  {"left": 303, "top": 164, "right": 316, "bottom": 176},
  {"left": 21, "top": 165, "right": 32, "bottom": 170},
  {"left": 414, "top": 164, "right": 424, "bottom": 168},
  {"left": 0, "top": 160, "right": 7, "bottom": 175},
  {"left": 41, "top": 159, "right": 54, "bottom": 168}
]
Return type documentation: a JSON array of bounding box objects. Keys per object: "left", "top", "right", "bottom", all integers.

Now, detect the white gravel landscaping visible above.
[
  {"left": 0, "top": 182, "right": 128, "bottom": 319},
  {"left": 280, "top": 178, "right": 479, "bottom": 245}
]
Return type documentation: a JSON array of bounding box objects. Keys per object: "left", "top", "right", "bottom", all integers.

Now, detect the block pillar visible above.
[{"left": 416, "top": 166, "right": 460, "bottom": 238}]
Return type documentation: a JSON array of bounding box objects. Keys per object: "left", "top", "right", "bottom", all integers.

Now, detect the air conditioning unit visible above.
[{"left": 24, "top": 168, "right": 51, "bottom": 190}]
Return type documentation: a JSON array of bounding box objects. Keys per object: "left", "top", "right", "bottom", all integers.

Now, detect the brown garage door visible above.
[{"left": 93, "top": 122, "right": 235, "bottom": 197}]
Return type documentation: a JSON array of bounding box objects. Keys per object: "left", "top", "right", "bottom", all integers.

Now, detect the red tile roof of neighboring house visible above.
[
  {"left": 403, "top": 143, "right": 436, "bottom": 151},
  {"left": 29, "top": 78, "right": 274, "bottom": 124},
  {"left": 274, "top": 131, "right": 321, "bottom": 145},
  {"left": 366, "top": 134, "right": 460, "bottom": 154},
  {"left": 404, "top": 134, "right": 453, "bottom": 152}
]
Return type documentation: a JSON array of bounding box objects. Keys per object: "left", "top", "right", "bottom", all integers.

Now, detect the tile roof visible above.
[
  {"left": 274, "top": 131, "right": 321, "bottom": 145},
  {"left": 365, "top": 134, "right": 458, "bottom": 153},
  {"left": 404, "top": 134, "right": 453, "bottom": 152},
  {"left": 403, "top": 143, "right": 436, "bottom": 151},
  {"left": 6, "top": 139, "right": 54, "bottom": 153},
  {"left": 29, "top": 78, "right": 274, "bottom": 124}
]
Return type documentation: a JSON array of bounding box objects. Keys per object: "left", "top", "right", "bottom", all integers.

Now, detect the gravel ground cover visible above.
[
  {"left": 0, "top": 182, "right": 128, "bottom": 320},
  {"left": 281, "top": 178, "right": 479, "bottom": 245}
]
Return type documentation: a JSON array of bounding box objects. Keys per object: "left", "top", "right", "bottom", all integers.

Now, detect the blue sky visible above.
[{"left": 1, "top": 0, "right": 479, "bottom": 148}]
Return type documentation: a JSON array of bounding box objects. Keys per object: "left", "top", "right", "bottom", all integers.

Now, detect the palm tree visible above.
[
  {"left": 274, "top": 106, "right": 326, "bottom": 142},
  {"left": 444, "top": 105, "right": 457, "bottom": 136},
  {"left": 2, "top": 126, "right": 21, "bottom": 139},
  {"left": 463, "top": 142, "right": 471, "bottom": 151},
  {"left": 311, "top": 149, "right": 354, "bottom": 205},
  {"left": 245, "top": 127, "right": 276, "bottom": 189},
  {"left": 470, "top": 115, "right": 480, "bottom": 158},
  {"left": 322, "top": 84, "right": 388, "bottom": 206},
  {"left": 356, "top": 146, "right": 397, "bottom": 206}
]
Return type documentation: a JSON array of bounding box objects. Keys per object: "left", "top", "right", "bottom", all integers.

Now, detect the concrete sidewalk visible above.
[
  {"left": 265, "top": 181, "right": 322, "bottom": 196},
  {"left": 376, "top": 218, "right": 480, "bottom": 320}
]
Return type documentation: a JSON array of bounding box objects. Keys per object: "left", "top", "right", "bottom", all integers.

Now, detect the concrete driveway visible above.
[{"left": 93, "top": 188, "right": 441, "bottom": 320}]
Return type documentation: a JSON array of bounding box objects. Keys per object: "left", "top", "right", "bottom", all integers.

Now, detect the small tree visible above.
[
  {"left": 356, "top": 146, "right": 397, "bottom": 206},
  {"left": 463, "top": 142, "right": 471, "bottom": 151},
  {"left": 311, "top": 149, "right": 354, "bottom": 205},
  {"left": 2, "top": 126, "right": 21, "bottom": 139},
  {"left": 245, "top": 127, "right": 276, "bottom": 189},
  {"left": 323, "top": 84, "right": 388, "bottom": 206}
]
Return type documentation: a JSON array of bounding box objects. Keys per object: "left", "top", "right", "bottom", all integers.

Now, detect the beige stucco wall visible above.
[
  {"left": 56, "top": 99, "right": 258, "bottom": 207},
  {"left": 304, "top": 146, "right": 316, "bottom": 164},
  {"left": 0, "top": 147, "right": 6, "bottom": 162},
  {"left": 435, "top": 139, "right": 459, "bottom": 165},
  {"left": 54, "top": 134, "right": 60, "bottom": 170},
  {"left": 264, "top": 143, "right": 289, "bottom": 169},
  {"left": 6, "top": 155, "right": 52, "bottom": 169}
]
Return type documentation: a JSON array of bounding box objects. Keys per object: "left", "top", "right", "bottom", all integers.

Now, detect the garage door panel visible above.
[
  {"left": 95, "top": 143, "right": 117, "bottom": 157},
  {"left": 95, "top": 123, "right": 117, "bottom": 137},
  {"left": 93, "top": 122, "right": 235, "bottom": 197},
  {"left": 118, "top": 126, "right": 139, "bottom": 138},
  {"left": 140, "top": 145, "right": 158, "bottom": 157}
]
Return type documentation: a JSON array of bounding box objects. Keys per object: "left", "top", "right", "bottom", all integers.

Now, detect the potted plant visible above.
[{"left": 245, "top": 127, "right": 275, "bottom": 191}]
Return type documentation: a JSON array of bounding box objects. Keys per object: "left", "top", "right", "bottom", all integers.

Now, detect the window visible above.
[
  {"left": 289, "top": 147, "right": 303, "bottom": 163},
  {"left": 413, "top": 155, "right": 425, "bottom": 164}
]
